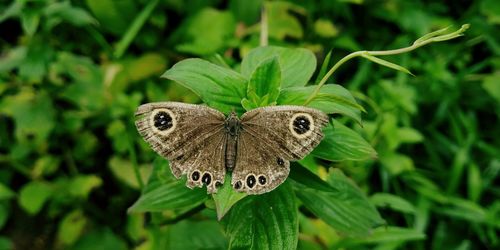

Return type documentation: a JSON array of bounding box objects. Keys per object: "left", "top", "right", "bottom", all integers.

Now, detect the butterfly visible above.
[{"left": 135, "top": 102, "right": 328, "bottom": 195}]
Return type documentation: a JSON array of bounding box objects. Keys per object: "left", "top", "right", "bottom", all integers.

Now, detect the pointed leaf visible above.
[
  {"left": 128, "top": 159, "right": 208, "bottom": 213},
  {"left": 213, "top": 175, "right": 247, "bottom": 220},
  {"left": 241, "top": 46, "right": 316, "bottom": 88},
  {"left": 278, "top": 85, "right": 363, "bottom": 124},
  {"left": 312, "top": 121, "right": 377, "bottom": 161},
  {"left": 162, "top": 58, "right": 247, "bottom": 114},
  {"left": 223, "top": 181, "right": 298, "bottom": 250},
  {"left": 246, "top": 56, "right": 281, "bottom": 107},
  {"left": 362, "top": 53, "right": 414, "bottom": 76},
  {"left": 291, "top": 166, "right": 385, "bottom": 236}
]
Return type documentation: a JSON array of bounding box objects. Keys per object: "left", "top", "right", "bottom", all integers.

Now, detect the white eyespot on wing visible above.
[
  {"left": 288, "top": 112, "right": 315, "bottom": 139},
  {"left": 149, "top": 108, "right": 177, "bottom": 136}
]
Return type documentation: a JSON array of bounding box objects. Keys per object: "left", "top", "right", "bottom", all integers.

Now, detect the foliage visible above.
[{"left": 0, "top": 0, "right": 499, "bottom": 250}]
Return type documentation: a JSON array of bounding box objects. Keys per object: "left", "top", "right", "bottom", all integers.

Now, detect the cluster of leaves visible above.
[{"left": 0, "top": 0, "right": 498, "bottom": 250}]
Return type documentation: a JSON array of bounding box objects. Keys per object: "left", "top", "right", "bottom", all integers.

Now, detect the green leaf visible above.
[
  {"left": 72, "top": 227, "right": 127, "bottom": 250},
  {"left": 19, "top": 181, "right": 53, "bottom": 215},
  {"left": 335, "top": 226, "right": 426, "bottom": 247},
  {"left": 0, "top": 183, "right": 15, "bottom": 200},
  {"left": 224, "top": 181, "right": 298, "bottom": 250},
  {"left": 370, "top": 193, "right": 417, "bottom": 214},
  {"left": 0, "top": 202, "right": 10, "bottom": 230},
  {"left": 67, "top": 175, "right": 103, "bottom": 199},
  {"left": 212, "top": 175, "right": 248, "bottom": 220},
  {"left": 43, "top": 2, "right": 97, "bottom": 27},
  {"left": 292, "top": 166, "right": 385, "bottom": 236},
  {"left": 278, "top": 84, "right": 364, "bottom": 124},
  {"left": 57, "top": 210, "right": 87, "bottom": 245},
  {"left": 361, "top": 53, "right": 414, "bottom": 76},
  {"left": 128, "top": 159, "right": 208, "bottom": 213},
  {"left": 0, "top": 237, "right": 12, "bottom": 250},
  {"left": 242, "top": 56, "right": 281, "bottom": 109},
  {"left": 0, "top": 89, "right": 55, "bottom": 143},
  {"left": 241, "top": 46, "right": 316, "bottom": 88},
  {"left": 265, "top": 1, "right": 305, "bottom": 40},
  {"left": 85, "top": 0, "right": 137, "bottom": 35},
  {"left": 175, "top": 8, "right": 236, "bottom": 55},
  {"left": 166, "top": 220, "right": 228, "bottom": 250},
  {"left": 312, "top": 121, "right": 377, "bottom": 161},
  {"left": 162, "top": 58, "right": 247, "bottom": 114}
]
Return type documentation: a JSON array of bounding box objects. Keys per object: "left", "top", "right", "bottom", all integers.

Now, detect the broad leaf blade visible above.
[
  {"left": 241, "top": 46, "right": 316, "bottom": 88},
  {"left": 312, "top": 121, "right": 377, "bottom": 161},
  {"left": 224, "top": 181, "right": 298, "bottom": 250},
  {"left": 213, "top": 174, "right": 247, "bottom": 220},
  {"left": 162, "top": 58, "right": 247, "bottom": 114},
  {"left": 278, "top": 84, "right": 363, "bottom": 124},
  {"left": 128, "top": 159, "right": 208, "bottom": 213},
  {"left": 246, "top": 56, "right": 281, "bottom": 106},
  {"left": 292, "top": 166, "right": 385, "bottom": 236}
]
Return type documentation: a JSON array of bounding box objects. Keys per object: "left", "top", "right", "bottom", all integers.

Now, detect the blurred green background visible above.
[{"left": 0, "top": 0, "right": 499, "bottom": 249}]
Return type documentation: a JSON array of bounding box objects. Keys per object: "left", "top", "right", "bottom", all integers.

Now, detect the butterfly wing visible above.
[
  {"left": 231, "top": 106, "right": 328, "bottom": 194},
  {"left": 135, "top": 102, "right": 227, "bottom": 193}
]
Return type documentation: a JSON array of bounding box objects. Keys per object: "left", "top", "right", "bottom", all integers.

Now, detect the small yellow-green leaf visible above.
[
  {"left": 212, "top": 175, "right": 247, "bottom": 220},
  {"left": 19, "top": 181, "right": 53, "bottom": 215},
  {"left": 362, "top": 53, "right": 414, "bottom": 76}
]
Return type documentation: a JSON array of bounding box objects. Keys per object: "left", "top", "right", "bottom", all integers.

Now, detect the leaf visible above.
[
  {"left": 0, "top": 183, "right": 15, "bottom": 200},
  {"left": 85, "top": 0, "right": 137, "bottom": 35},
  {"left": 67, "top": 175, "right": 103, "bottom": 199},
  {"left": 370, "top": 193, "right": 417, "bottom": 214},
  {"left": 128, "top": 159, "right": 208, "bottom": 213},
  {"left": 265, "top": 1, "right": 305, "bottom": 40},
  {"left": 19, "top": 181, "right": 53, "bottom": 215},
  {"left": 223, "top": 181, "right": 298, "bottom": 250},
  {"left": 292, "top": 166, "right": 385, "bottom": 236},
  {"left": 278, "top": 84, "right": 363, "bottom": 124},
  {"left": 0, "top": 89, "right": 55, "bottom": 144},
  {"left": 361, "top": 53, "right": 414, "bottom": 76},
  {"left": 43, "top": 2, "right": 97, "bottom": 27},
  {"left": 175, "top": 8, "right": 236, "bottom": 55},
  {"left": 241, "top": 46, "right": 316, "bottom": 88},
  {"left": 167, "top": 220, "right": 228, "bottom": 250},
  {"left": 162, "top": 58, "right": 247, "bottom": 114},
  {"left": 212, "top": 174, "right": 247, "bottom": 220},
  {"left": 72, "top": 227, "right": 127, "bottom": 250},
  {"left": 57, "top": 210, "right": 87, "bottom": 245},
  {"left": 242, "top": 56, "right": 281, "bottom": 109},
  {"left": 335, "top": 226, "right": 426, "bottom": 247},
  {"left": 312, "top": 121, "right": 377, "bottom": 161}
]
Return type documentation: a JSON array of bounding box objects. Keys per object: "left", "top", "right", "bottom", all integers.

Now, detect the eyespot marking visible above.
[
  {"left": 277, "top": 157, "right": 285, "bottom": 166},
  {"left": 246, "top": 175, "right": 256, "bottom": 189},
  {"left": 191, "top": 171, "right": 200, "bottom": 181},
  {"left": 258, "top": 175, "right": 267, "bottom": 185},
  {"left": 234, "top": 181, "right": 242, "bottom": 190},
  {"left": 202, "top": 173, "right": 211, "bottom": 185},
  {"left": 289, "top": 113, "right": 314, "bottom": 138},
  {"left": 150, "top": 108, "right": 177, "bottom": 135}
]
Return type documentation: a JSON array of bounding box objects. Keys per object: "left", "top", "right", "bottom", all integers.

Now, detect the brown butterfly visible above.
[{"left": 135, "top": 102, "right": 328, "bottom": 195}]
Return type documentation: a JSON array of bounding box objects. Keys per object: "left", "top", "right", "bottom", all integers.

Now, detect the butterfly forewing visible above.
[
  {"left": 135, "top": 102, "right": 227, "bottom": 193},
  {"left": 231, "top": 106, "right": 329, "bottom": 194}
]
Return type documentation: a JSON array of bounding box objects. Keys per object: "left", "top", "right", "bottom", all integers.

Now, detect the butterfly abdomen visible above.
[{"left": 224, "top": 111, "right": 241, "bottom": 171}]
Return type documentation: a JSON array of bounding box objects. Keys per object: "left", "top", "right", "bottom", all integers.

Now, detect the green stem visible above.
[
  {"left": 303, "top": 24, "right": 470, "bottom": 106},
  {"left": 128, "top": 134, "right": 144, "bottom": 190},
  {"left": 114, "top": 0, "right": 159, "bottom": 58},
  {"left": 260, "top": 5, "right": 268, "bottom": 47}
]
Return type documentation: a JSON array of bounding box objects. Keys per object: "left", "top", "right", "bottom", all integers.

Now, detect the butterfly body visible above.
[{"left": 135, "top": 102, "right": 328, "bottom": 195}]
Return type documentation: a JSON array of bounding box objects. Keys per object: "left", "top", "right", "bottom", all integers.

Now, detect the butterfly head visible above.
[{"left": 225, "top": 110, "right": 241, "bottom": 136}]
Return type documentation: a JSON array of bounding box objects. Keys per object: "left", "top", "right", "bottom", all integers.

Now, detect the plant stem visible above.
[
  {"left": 303, "top": 24, "right": 470, "bottom": 106},
  {"left": 114, "top": 0, "right": 159, "bottom": 59},
  {"left": 260, "top": 5, "right": 268, "bottom": 47}
]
